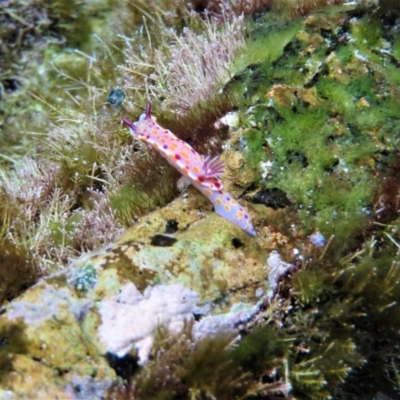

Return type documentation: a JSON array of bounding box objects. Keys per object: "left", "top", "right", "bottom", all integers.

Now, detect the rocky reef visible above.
[{"left": 1, "top": 0, "right": 400, "bottom": 399}]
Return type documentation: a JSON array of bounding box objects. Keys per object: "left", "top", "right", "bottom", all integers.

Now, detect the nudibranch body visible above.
[{"left": 122, "top": 102, "right": 256, "bottom": 236}]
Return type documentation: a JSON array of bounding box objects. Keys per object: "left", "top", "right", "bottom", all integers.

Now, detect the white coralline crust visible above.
[
  {"left": 98, "top": 253, "right": 294, "bottom": 363},
  {"left": 192, "top": 302, "right": 258, "bottom": 340},
  {"left": 98, "top": 283, "right": 201, "bottom": 363},
  {"left": 267, "top": 250, "right": 294, "bottom": 300}
]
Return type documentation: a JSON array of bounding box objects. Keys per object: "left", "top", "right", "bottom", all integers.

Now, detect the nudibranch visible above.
[{"left": 121, "top": 101, "right": 256, "bottom": 236}]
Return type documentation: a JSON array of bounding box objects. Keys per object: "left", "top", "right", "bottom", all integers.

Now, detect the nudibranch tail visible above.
[
  {"left": 122, "top": 101, "right": 257, "bottom": 236},
  {"left": 193, "top": 183, "right": 256, "bottom": 236}
]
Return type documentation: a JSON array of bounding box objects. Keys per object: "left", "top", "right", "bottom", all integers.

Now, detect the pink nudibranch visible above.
[{"left": 121, "top": 101, "right": 256, "bottom": 236}]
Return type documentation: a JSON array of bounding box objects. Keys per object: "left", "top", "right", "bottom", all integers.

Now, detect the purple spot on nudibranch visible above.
[
  {"left": 175, "top": 154, "right": 181, "bottom": 160},
  {"left": 227, "top": 197, "right": 231, "bottom": 201},
  {"left": 163, "top": 145, "right": 168, "bottom": 149}
]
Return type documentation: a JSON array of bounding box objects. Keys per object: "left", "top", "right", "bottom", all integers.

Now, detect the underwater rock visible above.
[
  {"left": 1, "top": 282, "right": 113, "bottom": 398},
  {"left": 246, "top": 187, "right": 292, "bottom": 209},
  {"left": 0, "top": 188, "right": 274, "bottom": 397},
  {"left": 3, "top": 1, "right": 399, "bottom": 398},
  {"left": 266, "top": 84, "right": 298, "bottom": 108},
  {"left": 222, "top": 129, "right": 259, "bottom": 193}
]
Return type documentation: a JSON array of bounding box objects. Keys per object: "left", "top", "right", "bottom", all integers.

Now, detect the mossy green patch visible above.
[
  {"left": 350, "top": 15, "right": 383, "bottom": 52},
  {"left": 284, "top": 234, "right": 400, "bottom": 398},
  {"left": 233, "top": 17, "right": 303, "bottom": 73},
  {"left": 243, "top": 128, "right": 266, "bottom": 169},
  {"left": 0, "top": 321, "right": 29, "bottom": 383},
  {"left": 234, "top": 6, "right": 400, "bottom": 243},
  {"left": 110, "top": 184, "right": 146, "bottom": 224},
  {"left": 232, "top": 325, "right": 288, "bottom": 375},
  {"left": 393, "top": 35, "right": 400, "bottom": 61},
  {"left": 292, "top": 268, "right": 329, "bottom": 304},
  {"left": 110, "top": 180, "right": 174, "bottom": 226}
]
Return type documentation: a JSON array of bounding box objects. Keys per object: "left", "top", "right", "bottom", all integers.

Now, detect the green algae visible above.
[
  {"left": 110, "top": 184, "right": 147, "bottom": 224},
  {"left": 234, "top": 7, "right": 400, "bottom": 243},
  {"left": 0, "top": 0, "right": 116, "bottom": 162},
  {"left": 233, "top": 16, "right": 302, "bottom": 72},
  {"left": 110, "top": 172, "right": 177, "bottom": 226},
  {"left": 232, "top": 325, "right": 288, "bottom": 376},
  {"left": 1, "top": 1, "right": 400, "bottom": 399},
  {"left": 223, "top": 6, "right": 400, "bottom": 398}
]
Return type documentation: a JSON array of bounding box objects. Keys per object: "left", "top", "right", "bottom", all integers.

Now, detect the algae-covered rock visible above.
[
  {"left": 1, "top": 1, "right": 400, "bottom": 399},
  {"left": 0, "top": 191, "right": 283, "bottom": 397},
  {"left": 0, "top": 282, "right": 115, "bottom": 398}
]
